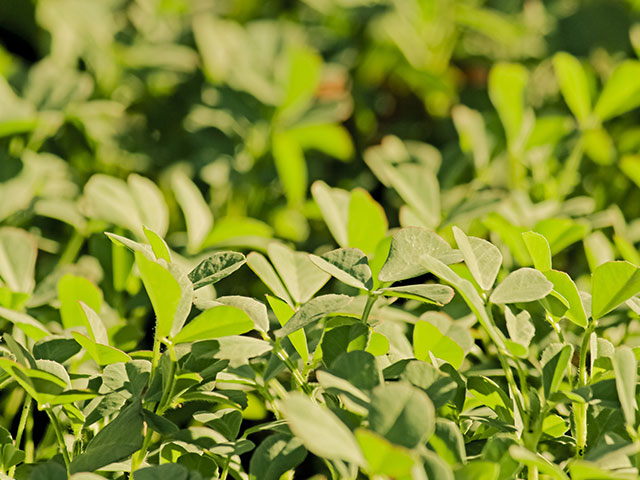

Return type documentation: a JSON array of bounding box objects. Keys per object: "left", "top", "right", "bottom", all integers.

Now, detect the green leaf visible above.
[
  {"left": 505, "top": 306, "right": 535, "bottom": 349},
  {"left": 33, "top": 336, "right": 81, "bottom": 363},
  {"left": 171, "top": 170, "right": 213, "bottom": 254},
  {"left": 276, "top": 294, "right": 352, "bottom": 338},
  {"left": 591, "top": 261, "right": 640, "bottom": 320},
  {"left": 82, "top": 174, "right": 143, "bottom": 238},
  {"left": 142, "top": 409, "right": 179, "bottom": 435},
  {"left": 311, "top": 181, "right": 349, "bottom": 248},
  {"left": 70, "top": 401, "right": 144, "bottom": 473},
  {"left": 247, "top": 252, "right": 293, "bottom": 305},
  {"left": 0, "top": 228, "right": 37, "bottom": 293},
  {"left": 489, "top": 268, "right": 553, "bottom": 304},
  {"left": 533, "top": 218, "right": 588, "bottom": 256},
  {"left": 451, "top": 105, "right": 489, "bottom": 171},
  {"left": 128, "top": 174, "right": 169, "bottom": 237},
  {"left": 454, "top": 461, "right": 500, "bottom": 480},
  {"left": 522, "top": 231, "right": 552, "bottom": 272},
  {"left": 583, "top": 128, "right": 615, "bottom": 165},
  {"left": 584, "top": 231, "right": 615, "bottom": 272},
  {"left": 267, "top": 243, "right": 329, "bottom": 304},
  {"left": 188, "top": 251, "right": 246, "bottom": 289},
  {"left": 278, "top": 392, "right": 364, "bottom": 465},
  {"left": 0, "top": 306, "right": 50, "bottom": 340},
  {"left": 172, "top": 305, "right": 254, "bottom": 343},
  {"left": 378, "top": 227, "right": 462, "bottom": 283},
  {"left": 77, "top": 302, "right": 108, "bottom": 345},
  {"left": 542, "top": 344, "right": 573, "bottom": 398},
  {"left": 135, "top": 252, "right": 188, "bottom": 339},
  {"left": 215, "top": 295, "right": 269, "bottom": 333},
  {"left": 310, "top": 248, "right": 373, "bottom": 290},
  {"left": 594, "top": 60, "right": 640, "bottom": 121},
  {"left": 71, "top": 332, "right": 131, "bottom": 366},
  {"left": 569, "top": 460, "right": 639, "bottom": 480},
  {"left": 508, "top": 446, "right": 570, "bottom": 480},
  {"left": 288, "top": 123, "right": 354, "bottom": 162},
  {"left": 355, "top": 428, "right": 416, "bottom": 478},
  {"left": 385, "top": 163, "right": 440, "bottom": 228},
  {"left": 419, "top": 253, "right": 505, "bottom": 350},
  {"left": 543, "top": 270, "right": 588, "bottom": 327},
  {"left": 542, "top": 414, "right": 568, "bottom": 437},
  {"left": 58, "top": 274, "right": 103, "bottom": 329},
  {"left": 488, "top": 63, "right": 528, "bottom": 145},
  {"left": 467, "top": 376, "right": 513, "bottom": 423},
  {"left": 347, "top": 189, "right": 387, "bottom": 255},
  {"left": 413, "top": 320, "right": 465, "bottom": 369},
  {"left": 330, "top": 351, "right": 380, "bottom": 391},
  {"left": 267, "top": 295, "right": 308, "bottom": 363},
  {"left": 378, "top": 284, "right": 454, "bottom": 305},
  {"left": 553, "top": 52, "right": 591, "bottom": 122},
  {"left": 272, "top": 131, "right": 307, "bottom": 207},
  {"left": 142, "top": 226, "right": 171, "bottom": 263},
  {"left": 484, "top": 213, "right": 529, "bottom": 265},
  {"left": 612, "top": 346, "right": 637, "bottom": 426},
  {"left": 249, "top": 434, "right": 307, "bottom": 480},
  {"left": 430, "top": 419, "right": 466, "bottom": 466},
  {"left": 278, "top": 46, "right": 321, "bottom": 118},
  {"left": 133, "top": 464, "right": 189, "bottom": 480},
  {"left": 453, "top": 226, "right": 502, "bottom": 290},
  {"left": 621, "top": 154, "right": 640, "bottom": 190},
  {"left": 368, "top": 383, "right": 435, "bottom": 449}
]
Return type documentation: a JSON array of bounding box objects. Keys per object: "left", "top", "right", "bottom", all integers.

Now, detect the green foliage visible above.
[{"left": 2, "top": 0, "right": 640, "bottom": 478}]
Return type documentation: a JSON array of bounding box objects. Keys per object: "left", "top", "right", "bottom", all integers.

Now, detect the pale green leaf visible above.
[
  {"left": 278, "top": 392, "right": 364, "bottom": 464},
  {"left": 310, "top": 248, "right": 373, "bottom": 290},
  {"left": 172, "top": 305, "right": 254, "bottom": 343},
  {"left": 171, "top": 170, "right": 213, "bottom": 254},
  {"left": 347, "top": 189, "right": 388, "bottom": 255},
  {"left": 378, "top": 227, "right": 462, "bottom": 283},
  {"left": 489, "top": 268, "right": 553, "bottom": 304},
  {"left": 591, "top": 261, "right": 640, "bottom": 320},
  {"left": 522, "top": 231, "right": 551, "bottom": 272},
  {"left": 453, "top": 226, "right": 502, "bottom": 290},
  {"left": 553, "top": 52, "right": 591, "bottom": 122}
]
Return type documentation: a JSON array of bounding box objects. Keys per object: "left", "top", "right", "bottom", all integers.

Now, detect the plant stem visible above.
[
  {"left": 156, "top": 343, "right": 177, "bottom": 415},
  {"left": 220, "top": 457, "right": 231, "bottom": 480},
  {"left": 131, "top": 428, "right": 154, "bottom": 473},
  {"left": 14, "top": 397, "right": 30, "bottom": 449},
  {"left": 274, "top": 339, "right": 313, "bottom": 396},
  {"left": 8, "top": 398, "right": 31, "bottom": 477},
  {"left": 574, "top": 321, "right": 596, "bottom": 458},
  {"left": 529, "top": 465, "right": 539, "bottom": 480},
  {"left": 57, "top": 229, "right": 85, "bottom": 267},
  {"left": 360, "top": 294, "right": 377, "bottom": 325},
  {"left": 46, "top": 409, "right": 70, "bottom": 472}
]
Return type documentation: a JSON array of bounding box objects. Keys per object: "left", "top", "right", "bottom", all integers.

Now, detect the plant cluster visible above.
[{"left": 2, "top": 0, "right": 640, "bottom": 479}]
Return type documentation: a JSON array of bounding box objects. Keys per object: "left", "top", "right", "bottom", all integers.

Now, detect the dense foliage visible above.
[{"left": 2, "top": 0, "right": 640, "bottom": 478}]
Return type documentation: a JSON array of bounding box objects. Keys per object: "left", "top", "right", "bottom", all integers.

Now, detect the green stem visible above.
[
  {"left": 57, "top": 230, "right": 85, "bottom": 267},
  {"left": 150, "top": 332, "right": 162, "bottom": 386},
  {"left": 131, "top": 429, "right": 154, "bottom": 473},
  {"left": 156, "top": 344, "right": 177, "bottom": 415},
  {"left": 360, "top": 295, "right": 377, "bottom": 325},
  {"left": 575, "top": 321, "right": 596, "bottom": 458},
  {"left": 8, "top": 398, "right": 31, "bottom": 477},
  {"left": 14, "top": 397, "right": 30, "bottom": 449},
  {"left": 274, "top": 339, "right": 313, "bottom": 396},
  {"left": 529, "top": 466, "right": 539, "bottom": 480},
  {"left": 220, "top": 458, "right": 231, "bottom": 480},
  {"left": 486, "top": 307, "right": 527, "bottom": 423},
  {"left": 24, "top": 410, "right": 33, "bottom": 463},
  {"left": 46, "top": 409, "right": 70, "bottom": 472}
]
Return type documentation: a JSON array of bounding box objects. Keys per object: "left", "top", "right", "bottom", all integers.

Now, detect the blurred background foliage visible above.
[{"left": 2, "top": 0, "right": 640, "bottom": 277}]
